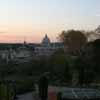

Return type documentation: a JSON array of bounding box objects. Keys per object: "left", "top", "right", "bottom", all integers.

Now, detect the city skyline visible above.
[{"left": 0, "top": 0, "right": 100, "bottom": 43}]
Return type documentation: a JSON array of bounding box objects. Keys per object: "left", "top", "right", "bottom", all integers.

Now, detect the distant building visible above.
[
  {"left": 0, "top": 42, "right": 34, "bottom": 63},
  {"left": 34, "top": 34, "right": 64, "bottom": 56},
  {"left": 0, "top": 34, "right": 64, "bottom": 62},
  {"left": 13, "top": 42, "right": 34, "bottom": 62}
]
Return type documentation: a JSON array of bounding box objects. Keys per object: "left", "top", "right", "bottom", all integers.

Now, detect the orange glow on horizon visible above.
[{"left": 0, "top": 32, "right": 58, "bottom": 43}]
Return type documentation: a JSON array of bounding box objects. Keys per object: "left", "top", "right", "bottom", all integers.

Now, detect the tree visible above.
[
  {"left": 77, "top": 39, "right": 100, "bottom": 86},
  {"left": 60, "top": 30, "right": 87, "bottom": 56},
  {"left": 49, "top": 49, "right": 71, "bottom": 83},
  {"left": 59, "top": 30, "right": 88, "bottom": 86},
  {"left": 93, "top": 39, "right": 100, "bottom": 78}
]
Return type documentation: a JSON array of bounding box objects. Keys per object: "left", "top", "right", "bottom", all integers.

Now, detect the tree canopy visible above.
[{"left": 60, "top": 30, "right": 87, "bottom": 55}]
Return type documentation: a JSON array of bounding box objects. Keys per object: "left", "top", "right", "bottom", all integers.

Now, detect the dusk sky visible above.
[{"left": 0, "top": 0, "right": 100, "bottom": 43}]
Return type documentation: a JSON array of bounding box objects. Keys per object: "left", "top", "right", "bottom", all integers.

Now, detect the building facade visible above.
[{"left": 34, "top": 34, "right": 64, "bottom": 56}]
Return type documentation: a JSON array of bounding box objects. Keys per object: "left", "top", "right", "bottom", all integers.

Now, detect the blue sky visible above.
[{"left": 0, "top": 0, "right": 100, "bottom": 43}]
